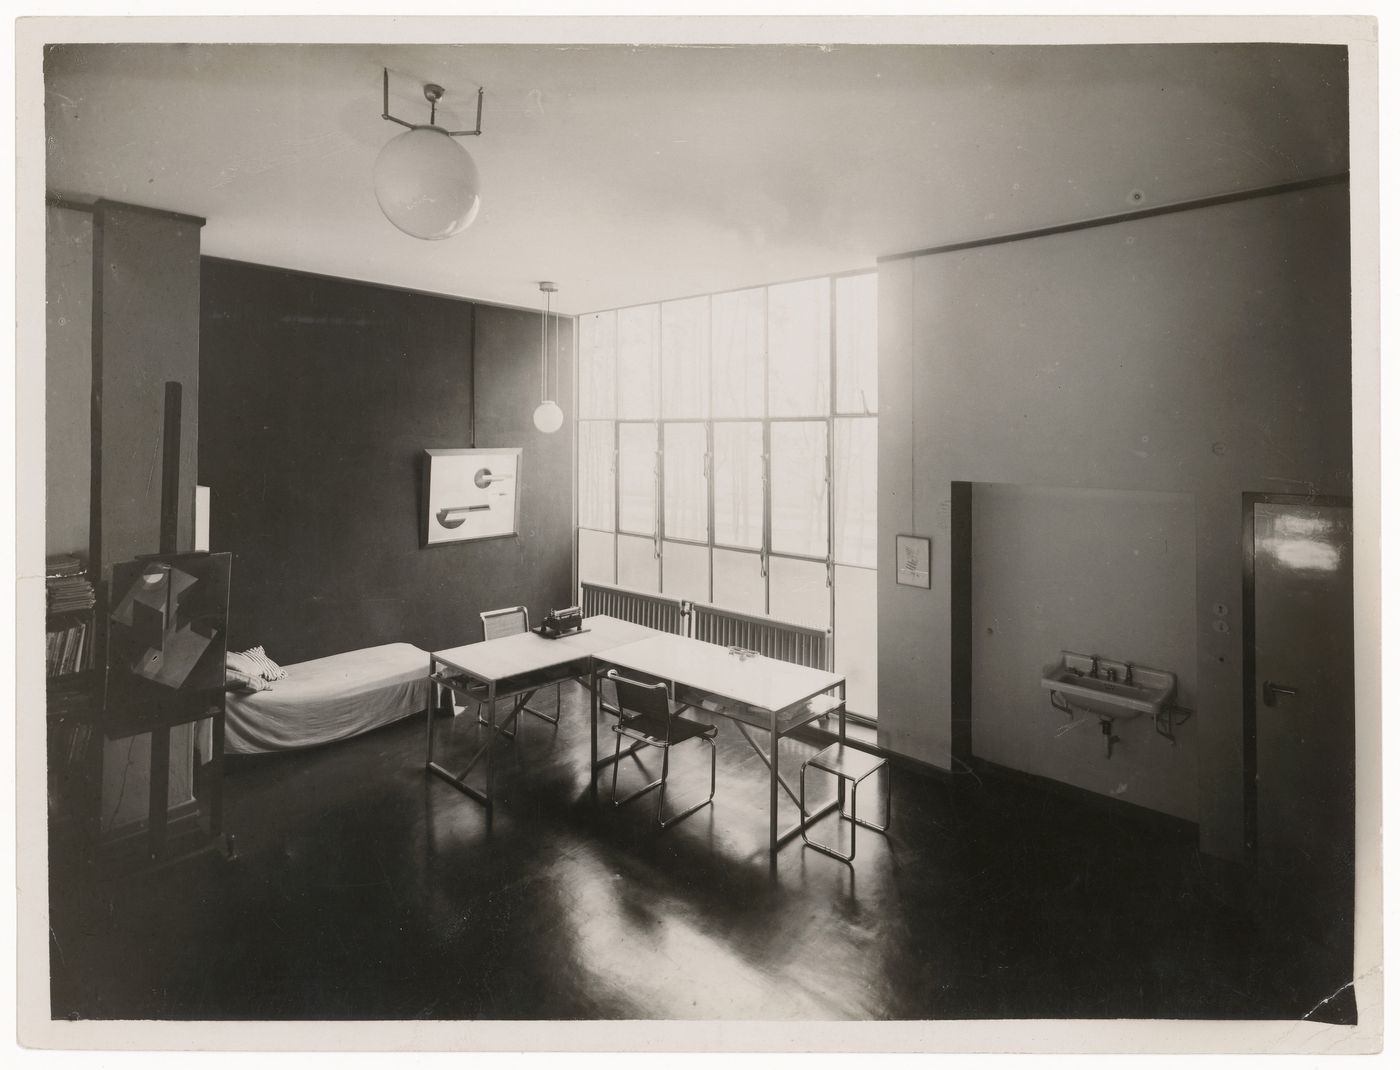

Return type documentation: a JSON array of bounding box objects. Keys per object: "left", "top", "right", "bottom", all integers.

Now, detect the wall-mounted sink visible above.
[{"left": 1041, "top": 651, "right": 1176, "bottom": 721}]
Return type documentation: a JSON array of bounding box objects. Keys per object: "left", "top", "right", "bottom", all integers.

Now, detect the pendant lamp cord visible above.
[
  {"left": 909, "top": 257, "right": 917, "bottom": 534},
  {"left": 541, "top": 289, "right": 549, "bottom": 404}
]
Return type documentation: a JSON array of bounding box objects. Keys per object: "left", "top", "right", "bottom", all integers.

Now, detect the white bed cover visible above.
[{"left": 224, "top": 642, "right": 430, "bottom": 755}]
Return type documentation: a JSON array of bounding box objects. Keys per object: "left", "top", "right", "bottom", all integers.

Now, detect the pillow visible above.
[
  {"left": 225, "top": 665, "right": 272, "bottom": 694},
  {"left": 236, "top": 645, "right": 288, "bottom": 682},
  {"left": 226, "top": 650, "right": 265, "bottom": 680}
]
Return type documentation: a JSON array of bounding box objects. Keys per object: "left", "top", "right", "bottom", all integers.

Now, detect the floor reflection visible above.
[{"left": 48, "top": 681, "right": 1355, "bottom": 1023}]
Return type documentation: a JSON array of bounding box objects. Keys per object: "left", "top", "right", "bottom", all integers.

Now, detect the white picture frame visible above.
[
  {"left": 895, "top": 533, "right": 931, "bottom": 588},
  {"left": 422, "top": 447, "right": 522, "bottom": 546}
]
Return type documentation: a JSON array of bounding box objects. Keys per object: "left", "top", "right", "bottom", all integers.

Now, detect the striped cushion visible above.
[
  {"left": 225, "top": 665, "right": 272, "bottom": 693},
  {"left": 237, "top": 645, "right": 288, "bottom": 682}
]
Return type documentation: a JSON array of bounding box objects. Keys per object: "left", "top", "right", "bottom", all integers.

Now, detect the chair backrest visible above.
[
  {"left": 481, "top": 605, "right": 530, "bottom": 642},
  {"left": 580, "top": 581, "right": 687, "bottom": 634},
  {"left": 691, "top": 603, "right": 831, "bottom": 670},
  {"left": 607, "top": 670, "right": 672, "bottom": 728}
]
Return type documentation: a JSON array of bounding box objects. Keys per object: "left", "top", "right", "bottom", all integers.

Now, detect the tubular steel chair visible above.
[
  {"left": 476, "top": 606, "right": 561, "bottom": 737},
  {"left": 607, "top": 670, "right": 718, "bottom": 830}
]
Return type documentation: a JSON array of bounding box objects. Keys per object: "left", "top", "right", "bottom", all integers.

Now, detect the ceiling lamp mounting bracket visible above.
[
  {"left": 381, "top": 68, "right": 484, "bottom": 137},
  {"left": 374, "top": 67, "right": 484, "bottom": 240}
]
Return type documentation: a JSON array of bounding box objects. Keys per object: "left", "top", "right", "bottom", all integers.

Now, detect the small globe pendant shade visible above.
[
  {"left": 374, "top": 126, "right": 481, "bottom": 240},
  {"left": 532, "top": 400, "right": 564, "bottom": 434}
]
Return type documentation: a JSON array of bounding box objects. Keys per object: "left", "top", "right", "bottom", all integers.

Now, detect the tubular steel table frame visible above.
[
  {"left": 426, "top": 619, "right": 849, "bottom": 855},
  {"left": 588, "top": 634, "right": 848, "bottom": 856},
  {"left": 425, "top": 616, "right": 659, "bottom": 809}
]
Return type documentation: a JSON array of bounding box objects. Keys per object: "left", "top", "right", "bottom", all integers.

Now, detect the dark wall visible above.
[
  {"left": 470, "top": 302, "right": 577, "bottom": 632},
  {"left": 199, "top": 258, "right": 574, "bottom": 664}
]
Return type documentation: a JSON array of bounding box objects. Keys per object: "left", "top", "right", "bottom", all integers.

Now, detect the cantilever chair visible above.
[
  {"left": 475, "top": 606, "right": 561, "bottom": 738},
  {"left": 607, "top": 670, "right": 718, "bottom": 830}
]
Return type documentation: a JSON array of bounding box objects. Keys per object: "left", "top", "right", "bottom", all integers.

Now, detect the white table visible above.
[
  {"left": 427, "top": 615, "right": 661, "bottom": 807},
  {"left": 589, "top": 632, "right": 848, "bottom": 854}
]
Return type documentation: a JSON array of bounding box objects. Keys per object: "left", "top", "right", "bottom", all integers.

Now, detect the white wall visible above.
[
  {"left": 969, "top": 483, "right": 1198, "bottom": 821},
  {"left": 45, "top": 204, "right": 91, "bottom": 555},
  {"left": 877, "top": 184, "right": 1351, "bottom": 859}
]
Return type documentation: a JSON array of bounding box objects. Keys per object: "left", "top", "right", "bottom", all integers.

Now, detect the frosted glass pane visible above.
[
  {"left": 578, "top": 420, "right": 615, "bottom": 532},
  {"left": 617, "top": 305, "right": 659, "bottom": 418},
  {"left": 578, "top": 310, "right": 617, "bottom": 419},
  {"left": 768, "top": 555, "right": 830, "bottom": 630},
  {"left": 767, "top": 278, "right": 830, "bottom": 417},
  {"left": 834, "top": 564, "right": 877, "bottom": 719},
  {"left": 577, "top": 528, "right": 615, "bottom": 590},
  {"left": 617, "top": 533, "right": 659, "bottom": 592},
  {"left": 770, "top": 421, "right": 828, "bottom": 558},
  {"left": 711, "top": 287, "right": 765, "bottom": 418},
  {"left": 833, "top": 417, "right": 877, "bottom": 567},
  {"left": 617, "top": 422, "right": 656, "bottom": 535},
  {"left": 712, "top": 422, "right": 763, "bottom": 549},
  {"left": 662, "top": 540, "right": 710, "bottom": 603},
  {"left": 834, "top": 273, "right": 877, "bottom": 414},
  {"left": 661, "top": 296, "right": 709, "bottom": 419},
  {"left": 711, "top": 548, "right": 765, "bottom": 616},
  {"left": 663, "top": 422, "right": 708, "bottom": 543}
]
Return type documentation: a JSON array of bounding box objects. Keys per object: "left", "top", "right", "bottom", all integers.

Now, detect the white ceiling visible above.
[{"left": 44, "top": 41, "right": 1348, "bottom": 315}]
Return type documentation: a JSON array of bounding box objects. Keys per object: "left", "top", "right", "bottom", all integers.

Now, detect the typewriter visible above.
[{"left": 538, "top": 605, "right": 585, "bottom": 639}]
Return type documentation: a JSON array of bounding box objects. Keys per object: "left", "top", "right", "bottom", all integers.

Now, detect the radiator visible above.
[
  {"left": 580, "top": 581, "right": 688, "bottom": 635},
  {"left": 690, "top": 603, "right": 831, "bottom": 670}
]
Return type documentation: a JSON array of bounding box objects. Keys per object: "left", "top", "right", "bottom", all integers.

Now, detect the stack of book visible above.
[
  {"left": 47, "top": 623, "right": 91, "bottom": 677},
  {"left": 46, "top": 555, "right": 96, "bottom": 678},
  {"left": 46, "top": 554, "right": 96, "bottom": 615}
]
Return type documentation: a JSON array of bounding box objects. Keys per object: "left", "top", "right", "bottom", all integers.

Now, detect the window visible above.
[{"left": 575, "top": 272, "right": 879, "bottom": 717}]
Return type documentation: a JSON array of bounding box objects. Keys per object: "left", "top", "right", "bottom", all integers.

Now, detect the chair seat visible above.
[
  {"left": 806, "top": 742, "right": 886, "bottom": 784},
  {"left": 614, "top": 708, "right": 717, "bottom": 746}
]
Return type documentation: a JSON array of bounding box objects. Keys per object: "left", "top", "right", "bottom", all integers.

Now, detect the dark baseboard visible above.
[
  {"left": 969, "top": 756, "right": 1200, "bottom": 840},
  {"left": 794, "top": 733, "right": 1203, "bottom": 841}
]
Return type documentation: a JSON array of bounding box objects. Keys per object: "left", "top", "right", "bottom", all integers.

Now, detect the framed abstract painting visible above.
[{"left": 422, "top": 447, "right": 523, "bottom": 546}]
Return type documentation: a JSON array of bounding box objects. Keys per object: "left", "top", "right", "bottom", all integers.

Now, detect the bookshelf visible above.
[
  {"left": 46, "top": 554, "right": 96, "bottom": 677},
  {"left": 46, "top": 549, "right": 236, "bottom": 876},
  {"left": 45, "top": 555, "right": 101, "bottom": 862}
]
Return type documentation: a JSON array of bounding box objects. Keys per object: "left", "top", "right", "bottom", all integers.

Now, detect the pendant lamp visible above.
[
  {"left": 375, "top": 69, "right": 484, "bottom": 240},
  {"left": 533, "top": 282, "right": 564, "bottom": 434}
]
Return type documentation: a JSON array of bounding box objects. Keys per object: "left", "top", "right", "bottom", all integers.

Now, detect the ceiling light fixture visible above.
[
  {"left": 533, "top": 282, "right": 564, "bottom": 434},
  {"left": 375, "top": 68, "right": 484, "bottom": 240}
]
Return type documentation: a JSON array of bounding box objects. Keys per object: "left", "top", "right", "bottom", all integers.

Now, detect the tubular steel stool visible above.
[{"left": 800, "top": 743, "right": 890, "bottom": 863}]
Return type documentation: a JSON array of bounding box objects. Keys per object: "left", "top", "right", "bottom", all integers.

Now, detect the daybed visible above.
[{"left": 224, "top": 642, "right": 431, "bottom": 755}]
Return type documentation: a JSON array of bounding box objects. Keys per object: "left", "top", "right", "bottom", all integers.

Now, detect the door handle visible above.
[{"left": 1263, "top": 681, "right": 1298, "bottom": 708}]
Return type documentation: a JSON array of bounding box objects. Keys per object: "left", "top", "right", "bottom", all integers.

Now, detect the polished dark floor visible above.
[{"left": 49, "top": 684, "right": 1355, "bottom": 1022}]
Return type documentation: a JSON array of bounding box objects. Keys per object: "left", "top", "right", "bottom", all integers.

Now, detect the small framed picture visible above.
[{"left": 895, "top": 533, "right": 931, "bottom": 588}]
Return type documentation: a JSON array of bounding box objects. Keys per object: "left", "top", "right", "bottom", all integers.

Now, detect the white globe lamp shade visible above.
[
  {"left": 374, "top": 126, "right": 481, "bottom": 240},
  {"left": 532, "top": 400, "right": 564, "bottom": 434}
]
